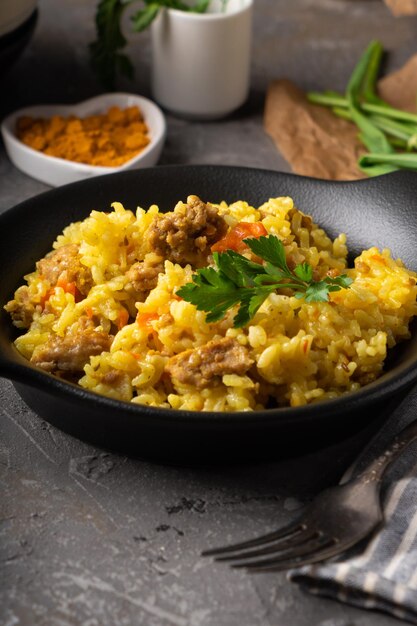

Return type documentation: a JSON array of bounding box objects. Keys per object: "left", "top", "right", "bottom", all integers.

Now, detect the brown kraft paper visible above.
[{"left": 384, "top": 0, "right": 417, "bottom": 16}]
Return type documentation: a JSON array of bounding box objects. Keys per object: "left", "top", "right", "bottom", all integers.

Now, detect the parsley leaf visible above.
[
  {"left": 215, "top": 250, "right": 266, "bottom": 287},
  {"left": 176, "top": 234, "right": 353, "bottom": 328},
  {"left": 176, "top": 267, "right": 243, "bottom": 323},
  {"left": 245, "top": 235, "right": 290, "bottom": 269},
  {"left": 294, "top": 262, "right": 313, "bottom": 282},
  {"left": 304, "top": 280, "right": 332, "bottom": 302}
]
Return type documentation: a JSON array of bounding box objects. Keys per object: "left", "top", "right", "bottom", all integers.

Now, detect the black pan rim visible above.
[
  {"left": 1, "top": 165, "right": 417, "bottom": 429},
  {"left": 0, "top": 163, "right": 409, "bottom": 222}
]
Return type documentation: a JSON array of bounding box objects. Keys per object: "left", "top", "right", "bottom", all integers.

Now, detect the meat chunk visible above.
[
  {"left": 125, "top": 257, "right": 163, "bottom": 301},
  {"left": 4, "top": 285, "right": 36, "bottom": 328},
  {"left": 37, "top": 244, "right": 93, "bottom": 296},
  {"left": 165, "top": 337, "right": 254, "bottom": 388},
  {"left": 147, "top": 195, "right": 228, "bottom": 266},
  {"left": 31, "top": 325, "right": 112, "bottom": 374}
]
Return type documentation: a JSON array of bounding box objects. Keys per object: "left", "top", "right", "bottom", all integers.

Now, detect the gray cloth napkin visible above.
[{"left": 290, "top": 385, "right": 417, "bottom": 624}]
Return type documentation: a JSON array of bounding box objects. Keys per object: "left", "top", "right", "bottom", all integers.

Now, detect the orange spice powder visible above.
[{"left": 16, "top": 105, "right": 151, "bottom": 167}]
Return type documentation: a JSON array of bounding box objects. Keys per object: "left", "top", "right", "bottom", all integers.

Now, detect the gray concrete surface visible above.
[{"left": 1, "top": 0, "right": 417, "bottom": 624}]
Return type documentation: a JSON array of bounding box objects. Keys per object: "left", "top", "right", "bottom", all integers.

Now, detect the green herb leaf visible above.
[
  {"left": 294, "top": 262, "right": 313, "bottom": 282},
  {"left": 261, "top": 264, "right": 290, "bottom": 283},
  {"left": 177, "top": 235, "right": 353, "bottom": 328},
  {"left": 359, "top": 152, "right": 417, "bottom": 171},
  {"left": 358, "top": 162, "right": 399, "bottom": 177},
  {"left": 177, "top": 268, "right": 243, "bottom": 324},
  {"left": 131, "top": 3, "right": 160, "bottom": 31},
  {"left": 346, "top": 40, "right": 393, "bottom": 155},
  {"left": 304, "top": 281, "right": 331, "bottom": 303},
  {"left": 194, "top": 0, "right": 211, "bottom": 12},
  {"left": 89, "top": 0, "right": 135, "bottom": 90},
  {"left": 215, "top": 250, "right": 266, "bottom": 287},
  {"left": 361, "top": 40, "right": 386, "bottom": 107},
  {"left": 244, "top": 235, "right": 290, "bottom": 270},
  {"left": 328, "top": 274, "right": 353, "bottom": 289},
  {"left": 234, "top": 289, "right": 273, "bottom": 328}
]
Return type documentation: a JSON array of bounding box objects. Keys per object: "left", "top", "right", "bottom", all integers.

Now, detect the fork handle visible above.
[{"left": 358, "top": 416, "right": 417, "bottom": 484}]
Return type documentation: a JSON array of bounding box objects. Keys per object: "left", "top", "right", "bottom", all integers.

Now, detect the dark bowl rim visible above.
[
  {"left": 1, "top": 164, "right": 417, "bottom": 427},
  {"left": 0, "top": 162, "right": 393, "bottom": 222}
]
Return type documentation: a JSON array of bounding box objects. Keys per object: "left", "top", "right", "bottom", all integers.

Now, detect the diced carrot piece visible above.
[
  {"left": 370, "top": 254, "right": 387, "bottom": 265},
  {"left": 136, "top": 312, "right": 159, "bottom": 329},
  {"left": 117, "top": 308, "right": 130, "bottom": 330},
  {"left": 211, "top": 222, "right": 268, "bottom": 253},
  {"left": 55, "top": 277, "right": 83, "bottom": 302},
  {"left": 56, "top": 276, "right": 75, "bottom": 293}
]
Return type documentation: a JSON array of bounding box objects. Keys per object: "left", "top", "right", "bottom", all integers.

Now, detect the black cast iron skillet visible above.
[{"left": 1, "top": 165, "right": 417, "bottom": 463}]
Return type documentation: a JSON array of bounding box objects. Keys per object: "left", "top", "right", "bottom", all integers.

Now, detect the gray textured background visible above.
[{"left": 1, "top": 1, "right": 417, "bottom": 624}]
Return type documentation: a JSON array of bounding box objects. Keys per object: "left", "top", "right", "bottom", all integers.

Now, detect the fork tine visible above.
[
  {"left": 214, "top": 528, "right": 318, "bottom": 563},
  {"left": 201, "top": 519, "right": 304, "bottom": 557},
  {"left": 234, "top": 539, "right": 337, "bottom": 572}
]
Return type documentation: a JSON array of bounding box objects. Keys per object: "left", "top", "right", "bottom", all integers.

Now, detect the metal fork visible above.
[{"left": 202, "top": 416, "right": 417, "bottom": 573}]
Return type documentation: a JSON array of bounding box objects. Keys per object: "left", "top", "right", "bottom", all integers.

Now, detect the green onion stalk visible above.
[{"left": 307, "top": 40, "right": 417, "bottom": 176}]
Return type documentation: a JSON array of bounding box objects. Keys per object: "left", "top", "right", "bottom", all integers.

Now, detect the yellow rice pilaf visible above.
[{"left": 5, "top": 195, "right": 417, "bottom": 411}]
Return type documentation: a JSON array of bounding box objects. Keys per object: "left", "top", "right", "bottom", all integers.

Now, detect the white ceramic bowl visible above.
[{"left": 1, "top": 93, "right": 167, "bottom": 187}]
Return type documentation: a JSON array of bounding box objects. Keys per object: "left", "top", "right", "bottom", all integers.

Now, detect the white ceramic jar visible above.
[
  {"left": 151, "top": 0, "right": 253, "bottom": 120},
  {"left": 0, "top": 0, "right": 37, "bottom": 37}
]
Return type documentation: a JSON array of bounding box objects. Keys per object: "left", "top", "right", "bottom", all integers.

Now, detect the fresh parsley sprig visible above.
[{"left": 177, "top": 235, "right": 353, "bottom": 328}]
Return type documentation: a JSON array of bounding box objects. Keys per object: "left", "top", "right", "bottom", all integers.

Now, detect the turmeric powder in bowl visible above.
[{"left": 15, "top": 106, "right": 150, "bottom": 167}]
